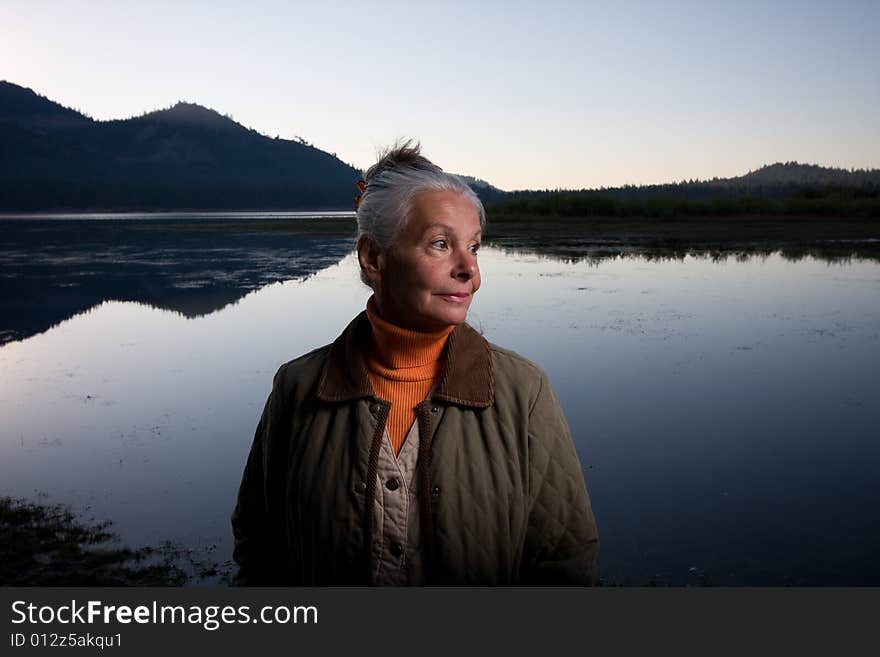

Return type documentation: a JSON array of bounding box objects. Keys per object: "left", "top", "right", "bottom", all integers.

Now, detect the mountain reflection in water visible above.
[
  {"left": 2, "top": 215, "right": 878, "bottom": 345},
  {"left": 0, "top": 216, "right": 357, "bottom": 344}
]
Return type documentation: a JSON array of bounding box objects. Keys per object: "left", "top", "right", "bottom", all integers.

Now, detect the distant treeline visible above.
[{"left": 486, "top": 186, "right": 880, "bottom": 219}]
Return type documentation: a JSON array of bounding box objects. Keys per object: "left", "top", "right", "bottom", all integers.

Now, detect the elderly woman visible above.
[{"left": 231, "top": 142, "right": 598, "bottom": 585}]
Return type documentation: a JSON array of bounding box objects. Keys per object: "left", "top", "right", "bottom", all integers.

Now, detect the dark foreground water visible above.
[{"left": 1, "top": 215, "right": 878, "bottom": 585}]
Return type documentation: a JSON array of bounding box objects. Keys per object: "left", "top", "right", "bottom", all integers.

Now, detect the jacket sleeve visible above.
[
  {"left": 520, "top": 372, "right": 599, "bottom": 585},
  {"left": 230, "top": 366, "right": 290, "bottom": 586}
]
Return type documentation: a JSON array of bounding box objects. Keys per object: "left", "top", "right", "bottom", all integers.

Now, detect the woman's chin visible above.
[
  {"left": 434, "top": 301, "right": 471, "bottom": 324},
  {"left": 415, "top": 307, "right": 469, "bottom": 330}
]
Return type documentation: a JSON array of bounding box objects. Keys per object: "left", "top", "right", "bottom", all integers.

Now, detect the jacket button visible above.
[
  {"left": 430, "top": 406, "right": 439, "bottom": 414},
  {"left": 355, "top": 481, "right": 367, "bottom": 493},
  {"left": 370, "top": 403, "right": 380, "bottom": 414},
  {"left": 431, "top": 485, "right": 441, "bottom": 495},
  {"left": 385, "top": 478, "right": 400, "bottom": 491},
  {"left": 390, "top": 542, "right": 404, "bottom": 557}
]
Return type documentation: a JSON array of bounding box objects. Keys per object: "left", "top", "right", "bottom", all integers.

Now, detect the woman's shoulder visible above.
[
  {"left": 269, "top": 343, "right": 334, "bottom": 392},
  {"left": 485, "top": 340, "right": 549, "bottom": 394},
  {"left": 484, "top": 341, "right": 569, "bottom": 431},
  {"left": 487, "top": 341, "right": 544, "bottom": 374}
]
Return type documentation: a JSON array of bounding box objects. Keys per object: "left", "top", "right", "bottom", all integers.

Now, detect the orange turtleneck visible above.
[{"left": 364, "top": 295, "right": 455, "bottom": 456}]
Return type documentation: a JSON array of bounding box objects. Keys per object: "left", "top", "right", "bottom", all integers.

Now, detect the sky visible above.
[{"left": 1, "top": 0, "right": 878, "bottom": 190}]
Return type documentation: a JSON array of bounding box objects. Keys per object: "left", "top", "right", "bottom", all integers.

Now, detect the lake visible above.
[{"left": 1, "top": 214, "right": 878, "bottom": 585}]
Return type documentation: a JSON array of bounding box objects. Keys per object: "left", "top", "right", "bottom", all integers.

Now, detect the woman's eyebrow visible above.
[{"left": 423, "top": 223, "right": 482, "bottom": 238}]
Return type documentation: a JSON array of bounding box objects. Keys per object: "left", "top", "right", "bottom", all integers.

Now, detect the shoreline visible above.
[{"left": 0, "top": 496, "right": 225, "bottom": 586}]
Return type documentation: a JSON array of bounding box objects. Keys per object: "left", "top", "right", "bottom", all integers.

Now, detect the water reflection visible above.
[
  {"left": 487, "top": 233, "right": 880, "bottom": 266},
  {"left": 3, "top": 216, "right": 878, "bottom": 346},
  {"left": 0, "top": 217, "right": 356, "bottom": 344},
  {"left": 492, "top": 244, "right": 880, "bottom": 266},
  {"left": 2, "top": 221, "right": 879, "bottom": 585},
  {"left": 483, "top": 216, "right": 880, "bottom": 265}
]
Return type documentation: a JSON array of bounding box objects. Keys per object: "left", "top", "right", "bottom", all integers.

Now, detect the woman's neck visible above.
[{"left": 365, "top": 294, "right": 454, "bottom": 369}]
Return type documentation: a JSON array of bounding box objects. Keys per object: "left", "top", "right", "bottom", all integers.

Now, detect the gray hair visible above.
[{"left": 356, "top": 139, "right": 486, "bottom": 288}]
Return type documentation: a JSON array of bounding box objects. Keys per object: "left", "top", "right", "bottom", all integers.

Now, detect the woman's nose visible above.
[{"left": 453, "top": 250, "right": 478, "bottom": 280}]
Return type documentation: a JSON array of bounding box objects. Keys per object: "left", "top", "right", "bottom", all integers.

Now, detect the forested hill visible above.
[
  {"left": 0, "top": 81, "right": 362, "bottom": 210},
  {"left": 504, "top": 162, "right": 880, "bottom": 203}
]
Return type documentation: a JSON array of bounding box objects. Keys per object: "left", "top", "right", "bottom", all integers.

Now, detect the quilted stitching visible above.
[{"left": 428, "top": 350, "right": 597, "bottom": 583}]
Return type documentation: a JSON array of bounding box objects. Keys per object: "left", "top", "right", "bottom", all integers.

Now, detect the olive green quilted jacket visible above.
[{"left": 231, "top": 310, "right": 599, "bottom": 585}]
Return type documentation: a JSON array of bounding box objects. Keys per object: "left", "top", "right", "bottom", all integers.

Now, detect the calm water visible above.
[{"left": 1, "top": 217, "right": 879, "bottom": 585}]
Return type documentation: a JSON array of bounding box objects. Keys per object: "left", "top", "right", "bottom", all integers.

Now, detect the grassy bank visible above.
[
  {"left": 485, "top": 189, "right": 880, "bottom": 220},
  {"left": 161, "top": 209, "right": 880, "bottom": 244},
  {"left": 0, "top": 496, "right": 194, "bottom": 586},
  {"left": 151, "top": 212, "right": 880, "bottom": 262},
  {"left": 483, "top": 214, "right": 880, "bottom": 239}
]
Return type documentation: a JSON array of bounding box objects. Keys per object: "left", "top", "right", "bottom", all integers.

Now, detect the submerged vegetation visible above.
[{"left": 0, "top": 496, "right": 197, "bottom": 586}]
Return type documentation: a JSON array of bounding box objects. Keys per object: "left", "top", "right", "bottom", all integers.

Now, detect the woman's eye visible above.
[
  {"left": 470, "top": 243, "right": 481, "bottom": 254},
  {"left": 431, "top": 239, "right": 448, "bottom": 249}
]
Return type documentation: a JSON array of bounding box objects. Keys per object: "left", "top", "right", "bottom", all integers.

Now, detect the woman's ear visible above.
[{"left": 357, "top": 235, "right": 385, "bottom": 287}]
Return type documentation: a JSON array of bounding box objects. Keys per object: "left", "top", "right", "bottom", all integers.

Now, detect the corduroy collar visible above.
[{"left": 316, "top": 310, "right": 494, "bottom": 408}]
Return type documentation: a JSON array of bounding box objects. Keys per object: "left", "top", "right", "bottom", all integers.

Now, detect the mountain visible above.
[
  {"left": 0, "top": 81, "right": 90, "bottom": 130},
  {"left": 454, "top": 174, "right": 507, "bottom": 204},
  {"left": 0, "top": 81, "right": 362, "bottom": 210},
  {"left": 499, "top": 162, "right": 880, "bottom": 206},
  {"left": 136, "top": 102, "right": 245, "bottom": 133},
  {"left": 737, "top": 162, "right": 880, "bottom": 188},
  {"left": 4, "top": 81, "right": 874, "bottom": 211}
]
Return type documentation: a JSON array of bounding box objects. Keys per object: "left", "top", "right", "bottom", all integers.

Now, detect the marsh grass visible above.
[
  {"left": 485, "top": 190, "right": 880, "bottom": 220},
  {"left": 0, "top": 496, "right": 191, "bottom": 586}
]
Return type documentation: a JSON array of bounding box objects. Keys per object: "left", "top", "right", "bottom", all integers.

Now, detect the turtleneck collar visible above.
[{"left": 365, "top": 294, "right": 455, "bottom": 370}]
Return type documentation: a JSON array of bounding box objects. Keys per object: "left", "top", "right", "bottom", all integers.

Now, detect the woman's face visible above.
[{"left": 374, "top": 189, "right": 482, "bottom": 332}]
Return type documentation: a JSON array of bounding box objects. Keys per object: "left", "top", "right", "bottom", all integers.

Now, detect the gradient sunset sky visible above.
[{"left": 2, "top": 0, "right": 877, "bottom": 190}]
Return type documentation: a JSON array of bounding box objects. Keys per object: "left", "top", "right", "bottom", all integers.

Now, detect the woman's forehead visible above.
[{"left": 407, "top": 190, "right": 481, "bottom": 235}]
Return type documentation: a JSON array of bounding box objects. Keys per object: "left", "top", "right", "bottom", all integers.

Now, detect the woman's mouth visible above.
[{"left": 437, "top": 292, "right": 470, "bottom": 303}]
